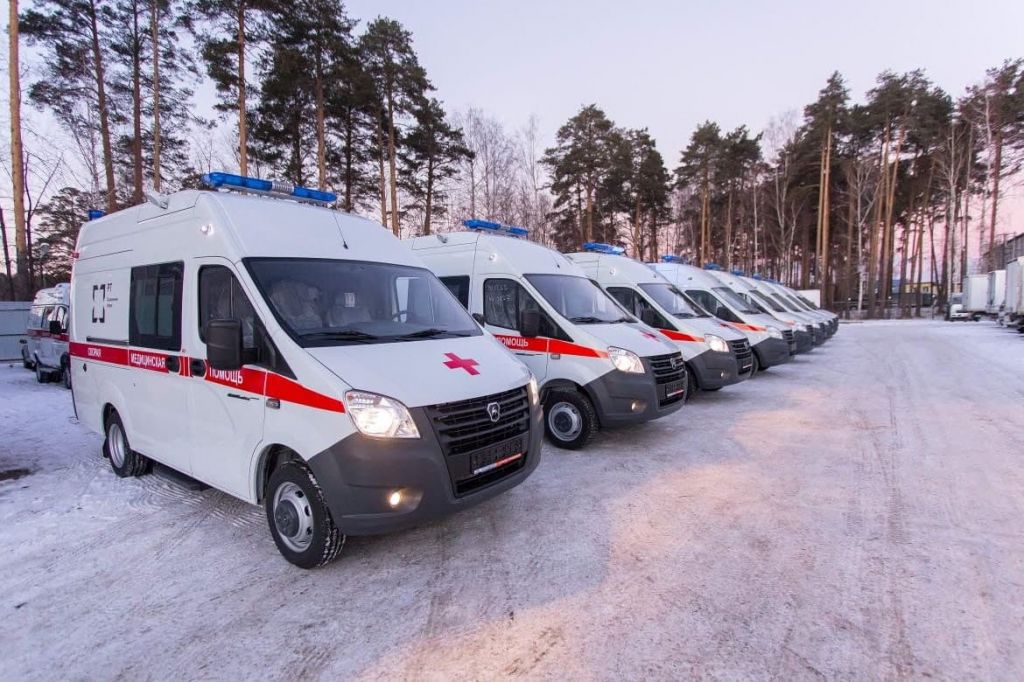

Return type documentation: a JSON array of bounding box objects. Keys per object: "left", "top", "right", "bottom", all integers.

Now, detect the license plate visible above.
[
  {"left": 663, "top": 380, "right": 686, "bottom": 399},
  {"left": 470, "top": 437, "right": 525, "bottom": 476}
]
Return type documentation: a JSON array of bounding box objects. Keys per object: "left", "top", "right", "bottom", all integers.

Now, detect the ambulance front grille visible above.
[
  {"left": 427, "top": 386, "right": 531, "bottom": 457},
  {"left": 649, "top": 352, "right": 686, "bottom": 385},
  {"left": 729, "top": 339, "right": 754, "bottom": 373}
]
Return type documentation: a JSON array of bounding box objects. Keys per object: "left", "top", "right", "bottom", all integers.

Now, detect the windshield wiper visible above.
[
  {"left": 673, "top": 312, "right": 696, "bottom": 319},
  {"left": 569, "top": 315, "right": 614, "bottom": 324},
  {"left": 395, "top": 328, "right": 471, "bottom": 340},
  {"left": 302, "top": 330, "right": 380, "bottom": 343}
]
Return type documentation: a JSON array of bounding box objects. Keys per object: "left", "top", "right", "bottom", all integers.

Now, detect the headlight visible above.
[
  {"left": 344, "top": 391, "right": 420, "bottom": 439},
  {"left": 705, "top": 333, "right": 729, "bottom": 353},
  {"left": 608, "top": 346, "right": 645, "bottom": 374},
  {"left": 527, "top": 375, "right": 540, "bottom": 406},
  {"left": 766, "top": 326, "right": 783, "bottom": 340}
]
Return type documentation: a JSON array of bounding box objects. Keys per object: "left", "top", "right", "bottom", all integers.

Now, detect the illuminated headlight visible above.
[
  {"left": 705, "top": 333, "right": 729, "bottom": 353},
  {"left": 345, "top": 391, "right": 420, "bottom": 439},
  {"left": 766, "top": 326, "right": 784, "bottom": 340},
  {"left": 608, "top": 346, "right": 645, "bottom": 374},
  {"left": 527, "top": 375, "right": 540, "bottom": 406}
]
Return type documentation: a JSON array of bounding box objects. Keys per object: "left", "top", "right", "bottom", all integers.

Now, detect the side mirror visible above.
[
  {"left": 640, "top": 308, "right": 660, "bottom": 327},
  {"left": 49, "top": 319, "right": 64, "bottom": 335},
  {"left": 472, "top": 312, "right": 486, "bottom": 326},
  {"left": 520, "top": 310, "right": 541, "bottom": 338},
  {"left": 206, "top": 319, "right": 243, "bottom": 371}
]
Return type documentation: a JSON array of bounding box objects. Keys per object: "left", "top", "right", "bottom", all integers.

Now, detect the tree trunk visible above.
[
  {"left": 725, "top": 188, "right": 733, "bottom": 269},
  {"left": 376, "top": 115, "right": 387, "bottom": 227},
  {"left": 386, "top": 91, "right": 400, "bottom": 236},
  {"left": 866, "top": 124, "right": 889, "bottom": 317},
  {"left": 237, "top": 2, "right": 248, "bottom": 175},
  {"left": 423, "top": 157, "right": 434, "bottom": 236},
  {"left": 150, "top": 0, "right": 162, "bottom": 191},
  {"left": 131, "top": 1, "right": 144, "bottom": 204},
  {"left": 88, "top": 0, "right": 117, "bottom": 212},
  {"left": 8, "top": 0, "right": 29, "bottom": 298},
  {"left": 314, "top": 50, "right": 326, "bottom": 189},
  {"left": 0, "top": 206, "right": 15, "bottom": 300},
  {"left": 343, "top": 110, "right": 354, "bottom": 211},
  {"left": 987, "top": 131, "right": 1003, "bottom": 270},
  {"left": 584, "top": 185, "right": 594, "bottom": 243}
]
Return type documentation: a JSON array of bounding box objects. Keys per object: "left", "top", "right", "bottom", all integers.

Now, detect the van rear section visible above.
[
  {"left": 70, "top": 176, "right": 542, "bottom": 568},
  {"left": 407, "top": 222, "right": 685, "bottom": 450}
]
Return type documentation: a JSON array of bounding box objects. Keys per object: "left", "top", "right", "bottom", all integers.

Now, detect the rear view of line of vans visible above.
[
  {"left": 405, "top": 222, "right": 687, "bottom": 450},
  {"left": 70, "top": 173, "right": 542, "bottom": 568}
]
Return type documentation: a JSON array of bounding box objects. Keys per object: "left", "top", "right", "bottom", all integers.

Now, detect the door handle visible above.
[
  {"left": 227, "top": 393, "right": 258, "bottom": 401},
  {"left": 190, "top": 358, "right": 207, "bottom": 377},
  {"left": 165, "top": 356, "right": 180, "bottom": 373}
]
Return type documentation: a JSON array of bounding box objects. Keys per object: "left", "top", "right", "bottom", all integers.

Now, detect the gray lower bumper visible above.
[
  {"left": 689, "top": 349, "right": 746, "bottom": 390},
  {"left": 754, "top": 338, "right": 791, "bottom": 368},
  {"left": 583, "top": 365, "right": 685, "bottom": 428},
  {"left": 307, "top": 401, "right": 543, "bottom": 536}
]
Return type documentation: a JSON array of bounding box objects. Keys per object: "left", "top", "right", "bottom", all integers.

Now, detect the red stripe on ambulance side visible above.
[
  {"left": 725, "top": 322, "right": 766, "bottom": 333},
  {"left": 493, "top": 334, "right": 609, "bottom": 358},
  {"left": 660, "top": 329, "right": 704, "bottom": 343},
  {"left": 70, "top": 341, "right": 344, "bottom": 413}
]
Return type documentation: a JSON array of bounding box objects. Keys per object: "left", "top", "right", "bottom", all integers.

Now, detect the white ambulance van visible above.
[
  {"left": 566, "top": 244, "right": 753, "bottom": 396},
  {"left": 22, "top": 283, "right": 72, "bottom": 387},
  {"left": 406, "top": 222, "right": 686, "bottom": 450},
  {"left": 777, "top": 283, "right": 838, "bottom": 336},
  {"left": 701, "top": 268, "right": 816, "bottom": 351},
  {"left": 735, "top": 274, "right": 823, "bottom": 348},
  {"left": 70, "top": 173, "right": 542, "bottom": 568},
  {"left": 653, "top": 259, "right": 793, "bottom": 371}
]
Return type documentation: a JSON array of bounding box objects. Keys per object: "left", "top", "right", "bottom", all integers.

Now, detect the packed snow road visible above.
[{"left": 2, "top": 320, "right": 1023, "bottom": 679}]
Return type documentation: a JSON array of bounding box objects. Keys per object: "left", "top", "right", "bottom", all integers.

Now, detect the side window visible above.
[
  {"left": 52, "top": 306, "right": 68, "bottom": 332},
  {"left": 130, "top": 262, "right": 184, "bottom": 350},
  {"left": 608, "top": 287, "right": 668, "bottom": 328},
  {"left": 439, "top": 276, "right": 470, "bottom": 309},
  {"left": 607, "top": 287, "right": 638, "bottom": 315},
  {"left": 687, "top": 289, "right": 739, "bottom": 323},
  {"left": 28, "top": 305, "right": 45, "bottom": 330},
  {"left": 483, "top": 278, "right": 566, "bottom": 340},
  {"left": 199, "top": 265, "right": 287, "bottom": 373}
]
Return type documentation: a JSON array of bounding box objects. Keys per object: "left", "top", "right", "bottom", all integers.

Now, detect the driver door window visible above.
[
  {"left": 483, "top": 278, "right": 564, "bottom": 339},
  {"left": 199, "top": 265, "right": 285, "bottom": 372},
  {"left": 607, "top": 287, "right": 668, "bottom": 328},
  {"left": 687, "top": 289, "right": 740, "bottom": 323}
]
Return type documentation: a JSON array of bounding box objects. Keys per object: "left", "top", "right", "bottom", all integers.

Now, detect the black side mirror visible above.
[
  {"left": 520, "top": 310, "right": 541, "bottom": 338},
  {"left": 640, "top": 308, "right": 660, "bottom": 327},
  {"left": 49, "top": 319, "right": 64, "bottom": 335},
  {"left": 472, "top": 312, "right": 486, "bottom": 326},
  {"left": 206, "top": 319, "right": 243, "bottom": 371}
]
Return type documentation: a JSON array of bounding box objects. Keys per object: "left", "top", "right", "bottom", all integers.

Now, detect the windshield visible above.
[
  {"left": 638, "top": 283, "right": 709, "bottom": 318},
  {"left": 525, "top": 274, "right": 631, "bottom": 324},
  {"left": 789, "top": 294, "right": 816, "bottom": 311},
  {"left": 771, "top": 293, "right": 801, "bottom": 313},
  {"left": 712, "top": 286, "right": 760, "bottom": 314},
  {"left": 246, "top": 258, "right": 481, "bottom": 346},
  {"left": 747, "top": 289, "right": 786, "bottom": 313}
]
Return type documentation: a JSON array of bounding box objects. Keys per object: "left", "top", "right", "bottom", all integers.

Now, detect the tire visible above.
[
  {"left": 684, "top": 363, "right": 698, "bottom": 402},
  {"left": 265, "top": 461, "right": 345, "bottom": 569},
  {"left": 543, "top": 389, "right": 597, "bottom": 450},
  {"left": 22, "top": 347, "right": 34, "bottom": 370},
  {"left": 62, "top": 365, "right": 72, "bottom": 390},
  {"left": 750, "top": 351, "right": 763, "bottom": 374},
  {"left": 35, "top": 363, "right": 49, "bottom": 383},
  {"left": 104, "top": 411, "right": 149, "bottom": 478}
]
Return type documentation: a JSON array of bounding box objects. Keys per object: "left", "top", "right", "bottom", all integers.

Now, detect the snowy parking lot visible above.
[{"left": 2, "top": 319, "right": 1024, "bottom": 679}]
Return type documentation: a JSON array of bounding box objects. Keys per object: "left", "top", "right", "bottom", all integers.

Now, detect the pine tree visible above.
[
  {"left": 360, "top": 18, "right": 431, "bottom": 234},
  {"left": 398, "top": 98, "right": 472, "bottom": 235},
  {"left": 675, "top": 122, "right": 723, "bottom": 265},
  {"left": 326, "top": 46, "right": 377, "bottom": 211}
]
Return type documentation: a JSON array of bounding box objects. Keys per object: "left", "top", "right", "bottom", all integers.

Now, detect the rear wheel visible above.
[
  {"left": 265, "top": 461, "right": 344, "bottom": 569},
  {"left": 61, "top": 358, "right": 72, "bottom": 390},
  {"left": 22, "top": 347, "right": 34, "bottom": 370},
  {"left": 35, "top": 364, "right": 49, "bottom": 383},
  {"left": 543, "top": 389, "right": 597, "bottom": 450},
  {"left": 104, "top": 411, "right": 149, "bottom": 477}
]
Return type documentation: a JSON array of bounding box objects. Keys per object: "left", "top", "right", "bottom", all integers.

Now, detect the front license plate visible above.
[
  {"left": 663, "top": 380, "right": 686, "bottom": 399},
  {"left": 469, "top": 437, "right": 525, "bottom": 476}
]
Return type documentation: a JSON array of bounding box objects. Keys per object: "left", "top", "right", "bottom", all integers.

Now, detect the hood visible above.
[
  {"left": 306, "top": 335, "right": 532, "bottom": 409},
  {"left": 575, "top": 321, "right": 679, "bottom": 358},
  {"left": 682, "top": 316, "right": 746, "bottom": 340}
]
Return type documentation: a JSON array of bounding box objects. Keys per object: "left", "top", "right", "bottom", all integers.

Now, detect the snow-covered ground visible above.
[{"left": 2, "top": 320, "right": 1024, "bottom": 679}]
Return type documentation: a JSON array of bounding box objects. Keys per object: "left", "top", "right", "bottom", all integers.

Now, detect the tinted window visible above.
[
  {"left": 606, "top": 286, "right": 670, "bottom": 328},
  {"left": 130, "top": 262, "right": 183, "bottom": 351},
  {"left": 483, "top": 278, "right": 565, "bottom": 339},
  {"left": 199, "top": 265, "right": 288, "bottom": 373},
  {"left": 439, "top": 276, "right": 470, "bottom": 309},
  {"left": 687, "top": 289, "right": 741, "bottom": 323},
  {"left": 525, "top": 274, "right": 630, "bottom": 324}
]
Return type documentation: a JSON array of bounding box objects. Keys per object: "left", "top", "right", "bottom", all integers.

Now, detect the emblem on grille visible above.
[
  {"left": 487, "top": 401, "right": 501, "bottom": 422},
  {"left": 671, "top": 356, "right": 683, "bottom": 369}
]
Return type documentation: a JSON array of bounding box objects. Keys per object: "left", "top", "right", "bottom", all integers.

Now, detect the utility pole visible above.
[{"left": 9, "top": 0, "right": 28, "bottom": 299}]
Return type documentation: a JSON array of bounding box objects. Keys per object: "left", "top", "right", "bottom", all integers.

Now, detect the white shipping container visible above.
[
  {"left": 986, "top": 270, "right": 1006, "bottom": 314},
  {"left": 962, "top": 275, "right": 988, "bottom": 313},
  {"left": 1006, "top": 258, "right": 1024, "bottom": 316}
]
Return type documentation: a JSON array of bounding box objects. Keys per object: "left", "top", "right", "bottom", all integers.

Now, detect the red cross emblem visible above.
[{"left": 443, "top": 352, "right": 479, "bottom": 375}]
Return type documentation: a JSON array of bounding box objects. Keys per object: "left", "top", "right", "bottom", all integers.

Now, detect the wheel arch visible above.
[{"left": 252, "top": 444, "right": 303, "bottom": 504}]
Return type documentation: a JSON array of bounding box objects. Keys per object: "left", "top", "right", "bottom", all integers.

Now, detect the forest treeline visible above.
[{"left": 4, "top": 0, "right": 1023, "bottom": 315}]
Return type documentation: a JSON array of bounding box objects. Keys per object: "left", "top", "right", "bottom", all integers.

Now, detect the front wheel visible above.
[
  {"left": 35, "top": 364, "right": 49, "bottom": 383},
  {"left": 104, "top": 411, "right": 149, "bottom": 477},
  {"left": 22, "top": 347, "right": 34, "bottom": 370},
  {"left": 543, "top": 390, "right": 597, "bottom": 450},
  {"left": 684, "top": 364, "right": 698, "bottom": 402},
  {"left": 62, "top": 359, "right": 72, "bottom": 390},
  {"left": 265, "top": 461, "right": 345, "bottom": 569},
  {"left": 750, "top": 351, "right": 763, "bottom": 374}
]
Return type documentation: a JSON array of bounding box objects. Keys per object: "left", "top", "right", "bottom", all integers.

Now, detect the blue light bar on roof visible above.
[
  {"left": 703, "top": 263, "right": 723, "bottom": 271},
  {"left": 87, "top": 209, "right": 105, "bottom": 221},
  {"left": 462, "top": 219, "right": 528, "bottom": 238},
  {"left": 660, "top": 254, "right": 683, "bottom": 263},
  {"left": 752, "top": 274, "right": 763, "bottom": 280},
  {"left": 582, "top": 242, "right": 625, "bottom": 255},
  {"left": 202, "top": 171, "right": 337, "bottom": 205},
  {"left": 731, "top": 269, "right": 745, "bottom": 276}
]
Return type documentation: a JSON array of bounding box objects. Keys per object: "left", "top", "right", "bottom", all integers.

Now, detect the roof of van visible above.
[
  {"left": 408, "top": 231, "right": 586, "bottom": 278},
  {"left": 651, "top": 262, "right": 723, "bottom": 290},
  {"left": 76, "top": 190, "right": 420, "bottom": 267},
  {"left": 567, "top": 252, "right": 666, "bottom": 285},
  {"left": 32, "top": 283, "right": 70, "bottom": 306}
]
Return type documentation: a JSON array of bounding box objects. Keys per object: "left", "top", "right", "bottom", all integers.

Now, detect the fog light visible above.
[
  {"left": 630, "top": 401, "right": 646, "bottom": 413},
  {"left": 388, "top": 490, "right": 402, "bottom": 508}
]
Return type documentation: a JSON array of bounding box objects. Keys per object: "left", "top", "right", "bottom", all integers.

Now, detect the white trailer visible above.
[
  {"left": 961, "top": 275, "right": 988, "bottom": 320},
  {"left": 1004, "top": 257, "right": 1024, "bottom": 327},
  {"left": 986, "top": 269, "right": 1006, "bottom": 315}
]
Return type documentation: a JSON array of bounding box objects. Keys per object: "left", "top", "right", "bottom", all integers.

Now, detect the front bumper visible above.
[
  {"left": 306, "top": 399, "right": 543, "bottom": 536},
  {"left": 793, "top": 329, "right": 814, "bottom": 354},
  {"left": 689, "top": 349, "right": 746, "bottom": 390},
  {"left": 754, "top": 337, "right": 791, "bottom": 368},
  {"left": 584, "top": 362, "right": 685, "bottom": 428}
]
